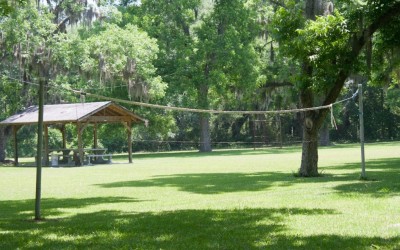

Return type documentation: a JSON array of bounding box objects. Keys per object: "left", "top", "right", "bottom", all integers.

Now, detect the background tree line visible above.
[{"left": 1, "top": 0, "right": 400, "bottom": 176}]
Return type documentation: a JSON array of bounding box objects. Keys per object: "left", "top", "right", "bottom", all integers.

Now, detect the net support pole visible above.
[
  {"left": 358, "top": 84, "right": 366, "bottom": 179},
  {"left": 35, "top": 76, "right": 44, "bottom": 220}
]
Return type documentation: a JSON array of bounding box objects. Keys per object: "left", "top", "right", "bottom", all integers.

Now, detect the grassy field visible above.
[{"left": 1, "top": 142, "right": 399, "bottom": 249}]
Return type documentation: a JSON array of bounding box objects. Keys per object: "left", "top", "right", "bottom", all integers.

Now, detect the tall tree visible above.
[
  {"left": 0, "top": 1, "right": 168, "bottom": 160},
  {"left": 272, "top": 0, "right": 400, "bottom": 176},
  {"left": 133, "top": 0, "right": 260, "bottom": 152}
]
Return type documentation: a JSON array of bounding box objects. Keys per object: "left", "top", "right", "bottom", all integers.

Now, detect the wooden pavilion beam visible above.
[
  {"left": 84, "top": 116, "right": 131, "bottom": 123},
  {"left": 77, "top": 122, "right": 84, "bottom": 166}
]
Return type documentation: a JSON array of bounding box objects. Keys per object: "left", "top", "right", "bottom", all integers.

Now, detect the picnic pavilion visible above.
[{"left": 0, "top": 101, "right": 146, "bottom": 166}]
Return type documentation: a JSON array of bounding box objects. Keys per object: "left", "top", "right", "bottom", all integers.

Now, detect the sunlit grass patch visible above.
[{"left": 1, "top": 142, "right": 400, "bottom": 249}]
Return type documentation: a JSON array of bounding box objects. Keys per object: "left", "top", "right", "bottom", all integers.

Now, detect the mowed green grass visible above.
[{"left": 1, "top": 143, "right": 399, "bottom": 249}]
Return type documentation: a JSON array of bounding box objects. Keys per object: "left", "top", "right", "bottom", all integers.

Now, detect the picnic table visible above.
[
  {"left": 41, "top": 148, "right": 74, "bottom": 166},
  {"left": 45, "top": 148, "right": 112, "bottom": 166},
  {"left": 84, "top": 148, "right": 112, "bottom": 165}
]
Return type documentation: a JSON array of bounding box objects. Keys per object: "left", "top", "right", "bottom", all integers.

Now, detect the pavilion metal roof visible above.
[{"left": 0, "top": 101, "right": 146, "bottom": 126}]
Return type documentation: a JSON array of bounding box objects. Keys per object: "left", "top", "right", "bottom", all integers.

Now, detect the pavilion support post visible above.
[
  {"left": 44, "top": 124, "right": 49, "bottom": 166},
  {"left": 13, "top": 126, "right": 20, "bottom": 166},
  {"left": 77, "top": 123, "right": 84, "bottom": 166},
  {"left": 61, "top": 125, "right": 66, "bottom": 149},
  {"left": 93, "top": 123, "right": 98, "bottom": 149}
]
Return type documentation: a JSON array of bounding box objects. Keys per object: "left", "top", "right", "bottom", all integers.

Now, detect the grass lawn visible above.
[{"left": 1, "top": 142, "right": 400, "bottom": 249}]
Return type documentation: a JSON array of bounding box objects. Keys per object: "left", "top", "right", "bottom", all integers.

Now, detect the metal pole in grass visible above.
[
  {"left": 358, "top": 83, "right": 366, "bottom": 179},
  {"left": 35, "top": 76, "right": 44, "bottom": 220}
]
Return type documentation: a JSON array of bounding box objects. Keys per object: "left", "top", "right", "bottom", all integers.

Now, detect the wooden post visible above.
[
  {"left": 44, "top": 124, "right": 49, "bottom": 166},
  {"left": 13, "top": 126, "right": 19, "bottom": 166},
  {"left": 252, "top": 115, "right": 256, "bottom": 150},
  {"left": 77, "top": 123, "right": 84, "bottom": 166},
  {"left": 35, "top": 75, "right": 45, "bottom": 221},
  {"left": 359, "top": 84, "right": 366, "bottom": 179},
  {"left": 61, "top": 124, "right": 66, "bottom": 149},
  {"left": 93, "top": 123, "right": 98, "bottom": 149},
  {"left": 278, "top": 114, "right": 283, "bottom": 149},
  {"left": 127, "top": 121, "right": 132, "bottom": 163}
]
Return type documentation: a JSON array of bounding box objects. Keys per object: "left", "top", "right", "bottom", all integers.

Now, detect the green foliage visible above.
[
  {"left": 331, "top": 85, "right": 400, "bottom": 142},
  {"left": 84, "top": 24, "right": 159, "bottom": 85},
  {"left": 51, "top": 22, "right": 166, "bottom": 100},
  {"left": 0, "top": 0, "right": 26, "bottom": 16},
  {"left": 272, "top": 7, "right": 351, "bottom": 91},
  {"left": 385, "top": 87, "right": 400, "bottom": 115},
  {"left": 0, "top": 76, "right": 25, "bottom": 120},
  {"left": 127, "top": 0, "right": 262, "bottom": 151},
  {"left": 0, "top": 3, "right": 55, "bottom": 57},
  {"left": 99, "top": 124, "right": 127, "bottom": 153},
  {"left": 5, "top": 126, "right": 62, "bottom": 157}
]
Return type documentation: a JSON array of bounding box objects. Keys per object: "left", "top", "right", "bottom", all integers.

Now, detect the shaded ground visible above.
[
  {"left": 1, "top": 197, "right": 398, "bottom": 249},
  {"left": 1, "top": 145, "right": 399, "bottom": 249}
]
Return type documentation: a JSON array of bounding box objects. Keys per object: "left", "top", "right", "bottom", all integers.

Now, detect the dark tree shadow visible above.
[
  {"left": 97, "top": 157, "right": 400, "bottom": 197},
  {"left": 0, "top": 197, "right": 141, "bottom": 219},
  {"left": 97, "top": 172, "right": 298, "bottom": 194},
  {"left": 0, "top": 197, "right": 398, "bottom": 249},
  {"left": 115, "top": 147, "right": 302, "bottom": 160}
]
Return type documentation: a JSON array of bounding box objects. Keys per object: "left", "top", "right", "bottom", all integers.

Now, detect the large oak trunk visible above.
[
  {"left": 299, "top": 123, "right": 319, "bottom": 176},
  {"left": 199, "top": 114, "right": 212, "bottom": 152},
  {"left": 198, "top": 84, "right": 212, "bottom": 152},
  {"left": 298, "top": 0, "right": 324, "bottom": 176},
  {"left": 299, "top": 83, "right": 322, "bottom": 176}
]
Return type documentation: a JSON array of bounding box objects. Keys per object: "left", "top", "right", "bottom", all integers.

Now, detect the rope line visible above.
[
  {"left": 76, "top": 90, "right": 358, "bottom": 115},
  {"left": 2, "top": 74, "right": 359, "bottom": 115}
]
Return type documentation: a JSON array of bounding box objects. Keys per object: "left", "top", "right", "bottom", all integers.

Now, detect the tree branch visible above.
[
  {"left": 317, "top": 2, "right": 400, "bottom": 126},
  {"left": 53, "top": 0, "right": 66, "bottom": 16},
  {"left": 53, "top": 16, "right": 70, "bottom": 34},
  {"left": 261, "top": 81, "right": 293, "bottom": 88}
]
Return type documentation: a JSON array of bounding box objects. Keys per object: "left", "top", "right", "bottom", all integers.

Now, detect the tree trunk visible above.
[
  {"left": 305, "top": 0, "right": 322, "bottom": 20},
  {"left": 300, "top": 123, "right": 319, "bottom": 176},
  {"left": 299, "top": 84, "right": 322, "bottom": 176},
  {"left": 319, "top": 122, "right": 330, "bottom": 146},
  {"left": 298, "top": 0, "right": 324, "bottom": 176},
  {"left": 198, "top": 84, "right": 212, "bottom": 152},
  {"left": 199, "top": 114, "right": 212, "bottom": 152}
]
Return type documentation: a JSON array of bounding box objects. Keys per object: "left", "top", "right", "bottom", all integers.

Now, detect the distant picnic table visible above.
[{"left": 44, "top": 148, "right": 112, "bottom": 166}]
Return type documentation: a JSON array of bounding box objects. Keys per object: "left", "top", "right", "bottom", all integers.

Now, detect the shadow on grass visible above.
[
  {"left": 126, "top": 147, "right": 302, "bottom": 160},
  {"left": 97, "top": 172, "right": 297, "bottom": 194},
  {"left": 98, "top": 157, "right": 400, "bottom": 197},
  {"left": 0, "top": 197, "right": 141, "bottom": 219},
  {"left": 2, "top": 197, "right": 398, "bottom": 249},
  {"left": 327, "top": 158, "right": 400, "bottom": 197}
]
